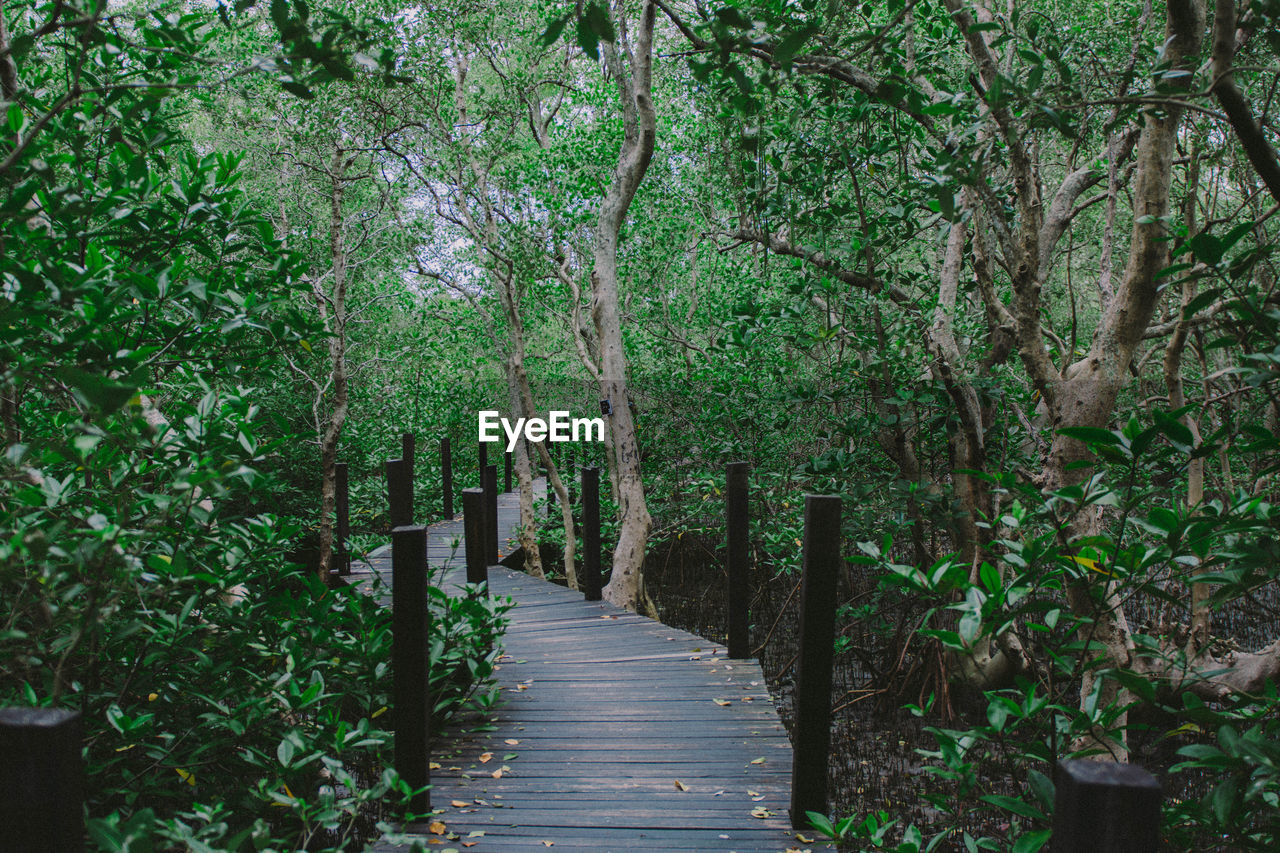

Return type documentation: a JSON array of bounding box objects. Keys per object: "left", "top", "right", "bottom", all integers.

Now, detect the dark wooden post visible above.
[
  {"left": 582, "top": 466, "right": 602, "bottom": 601},
  {"left": 441, "top": 437, "right": 454, "bottom": 521},
  {"left": 483, "top": 464, "right": 499, "bottom": 565},
  {"left": 0, "top": 707, "right": 84, "bottom": 850},
  {"left": 335, "top": 462, "right": 351, "bottom": 576},
  {"left": 1052, "top": 760, "right": 1161, "bottom": 852},
  {"left": 402, "top": 431, "right": 415, "bottom": 476},
  {"left": 391, "top": 525, "right": 430, "bottom": 816},
  {"left": 726, "top": 461, "right": 750, "bottom": 659},
  {"left": 547, "top": 441, "right": 558, "bottom": 507},
  {"left": 567, "top": 446, "right": 577, "bottom": 506},
  {"left": 504, "top": 450, "right": 513, "bottom": 493},
  {"left": 790, "top": 494, "right": 842, "bottom": 827},
  {"left": 478, "top": 441, "right": 488, "bottom": 487},
  {"left": 463, "top": 488, "right": 488, "bottom": 587},
  {"left": 387, "top": 458, "right": 412, "bottom": 529}
]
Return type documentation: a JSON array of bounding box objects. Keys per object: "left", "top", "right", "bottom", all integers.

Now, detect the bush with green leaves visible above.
[
  {"left": 833, "top": 413, "right": 1280, "bottom": 851},
  {"left": 1, "top": 381, "right": 510, "bottom": 850}
]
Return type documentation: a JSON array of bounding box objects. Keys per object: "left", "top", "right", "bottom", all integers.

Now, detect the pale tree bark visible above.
[
  {"left": 1163, "top": 140, "right": 1209, "bottom": 654},
  {"left": 448, "top": 51, "right": 549, "bottom": 579},
  {"left": 1034, "top": 0, "right": 1204, "bottom": 755},
  {"left": 316, "top": 145, "right": 352, "bottom": 583},
  {"left": 592, "top": 0, "right": 658, "bottom": 614},
  {"left": 504, "top": 363, "right": 546, "bottom": 579}
]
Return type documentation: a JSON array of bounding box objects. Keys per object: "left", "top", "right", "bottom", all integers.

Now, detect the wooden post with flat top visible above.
[
  {"left": 790, "top": 494, "right": 842, "bottom": 827},
  {"left": 726, "top": 461, "right": 750, "bottom": 659},
  {"left": 0, "top": 707, "right": 85, "bottom": 851},
  {"left": 582, "top": 466, "right": 602, "bottom": 601}
]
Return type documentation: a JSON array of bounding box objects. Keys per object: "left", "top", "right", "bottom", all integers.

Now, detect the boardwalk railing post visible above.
[
  {"left": 726, "top": 461, "right": 750, "bottom": 659},
  {"left": 402, "top": 431, "right": 416, "bottom": 478},
  {"left": 0, "top": 707, "right": 84, "bottom": 850},
  {"left": 548, "top": 445, "right": 557, "bottom": 509},
  {"left": 441, "top": 437, "right": 454, "bottom": 521},
  {"left": 790, "top": 493, "right": 842, "bottom": 828},
  {"left": 462, "top": 488, "right": 488, "bottom": 587},
  {"left": 483, "top": 464, "right": 499, "bottom": 565},
  {"left": 335, "top": 462, "right": 351, "bottom": 576},
  {"left": 568, "top": 446, "right": 576, "bottom": 507},
  {"left": 392, "top": 524, "right": 431, "bottom": 816},
  {"left": 387, "top": 458, "right": 412, "bottom": 529},
  {"left": 582, "top": 466, "right": 602, "bottom": 601},
  {"left": 478, "top": 441, "right": 488, "bottom": 488},
  {"left": 504, "top": 449, "right": 512, "bottom": 493},
  {"left": 1052, "top": 760, "right": 1161, "bottom": 852}
]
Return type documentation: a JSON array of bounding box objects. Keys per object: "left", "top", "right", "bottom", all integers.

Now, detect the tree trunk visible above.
[
  {"left": 317, "top": 146, "right": 351, "bottom": 583},
  {"left": 592, "top": 0, "right": 658, "bottom": 613},
  {"left": 505, "top": 359, "right": 545, "bottom": 579}
]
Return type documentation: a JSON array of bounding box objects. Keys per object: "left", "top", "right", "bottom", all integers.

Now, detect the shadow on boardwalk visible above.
[{"left": 364, "top": 482, "right": 805, "bottom": 853}]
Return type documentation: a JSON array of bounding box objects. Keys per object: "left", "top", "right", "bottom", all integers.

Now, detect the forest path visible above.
[{"left": 362, "top": 479, "right": 802, "bottom": 853}]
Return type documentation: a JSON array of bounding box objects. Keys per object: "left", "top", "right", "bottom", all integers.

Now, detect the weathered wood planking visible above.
[{"left": 368, "top": 478, "right": 804, "bottom": 853}]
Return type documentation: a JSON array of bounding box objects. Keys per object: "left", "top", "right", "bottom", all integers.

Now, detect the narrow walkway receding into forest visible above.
[{"left": 363, "top": 481, "right": 800, "bottom": 852}]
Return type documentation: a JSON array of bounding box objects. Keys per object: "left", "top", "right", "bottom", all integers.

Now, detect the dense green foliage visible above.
[
  {"left": 3, "top": 0, "right": 1280, "bottom": 849},
  {"left": 1, "top": 1, "right": 507, "bottom": 848}
]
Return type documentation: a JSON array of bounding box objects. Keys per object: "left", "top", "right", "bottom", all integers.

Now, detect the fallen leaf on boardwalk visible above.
[
  {"left": 428, "top": 820, "right": 447, "bottom": 834},
  {"left": 712, "top": 698, "right": 731, "bottom": 706},
  {"left": 750, "top": 807, "right": 772, "bottom": 818},
  {"left": 785, "top": 848, "right": 812, "bottom": 853},
  {"left": 750, "top": 757, "right": 767, "bottom": 764},
  {"left": 462, "top": 844, "right": 477, "bottom": 849},
  {"left": 504, "top": 739, "right": 520, "bottom": 745},
  {"left": 541, "top": 842, "right": 554, "bottom": 847},
  {"left": 503, "top": 752, "right": 518, "bottom": 760},
  {"left": 747, "top": 790, "right": 761, "bottom": 797},
  {"left": 600, "top": 614, "right": 617, "bottom": 619},
  {"left": 712, "top": 790, "right": 725, "bottom": 797},
  {"left": 429, "top": 762, "right": 442, "bottom": 770},
  {"left": 478, "top": 752, "right": 493, "bottom": 763},
  {"left": 450, "top": 800, "right": 468, "bottom": 808},
  {"left": 674, "top": 779, "right": 689, "bottom": 791},
  {"left": 796, "top": 833, "right": 815, "bottom": 843},
  {"left": 466, "top": 832, "right": 485, "bottom": 838}
]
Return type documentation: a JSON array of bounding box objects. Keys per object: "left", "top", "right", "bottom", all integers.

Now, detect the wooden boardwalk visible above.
[{"left": 362, "top": 482, "right": 803, "bottom": 853}]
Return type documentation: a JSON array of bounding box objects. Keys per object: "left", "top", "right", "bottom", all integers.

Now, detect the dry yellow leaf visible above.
[
  {"left": 541, "top": 842, "right": 554, "bottom": 848},
  {"left": 478, "top": 752, "right": 493, "bottom": 764},
  {"left": 427, "top": 820, "right": 446, "bottom": 835},
  {"left": 504, "top": 738, "right": 520, "bottom": 745},
  {"left": 451, "top": 800, "right": 468, "bottom": 808},
  {"left": 750, "top": 807, "right": 771, "bottom": 818},
  {"left": 674, "top": 779, "right": 689, "bottom": 791},
  {"left": 712, "top": 698, "right": 731, "bottom": 706}
]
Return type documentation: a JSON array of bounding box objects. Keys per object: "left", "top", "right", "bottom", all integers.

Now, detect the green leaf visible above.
[
  {"left": 1012, "top": 829, "right": 1051, "bottom": 853},
  {"left": 804, "top": 811, "right": 838, "bottom": 838},
  {"left": 979, "top": 793, "right": 1046, "bottom": 821},
  {"left": 773, "top": 27, "right": 813, "bottom": 68},
  {"left": 1057, "top": 426, "right": 1123, "bottom": 445},
  {"left": 277, "top": 736, "right": 296, "bottom": 767},
  {"left": 541, "top": 13, "right": 571, "bottom": 47},
  {"left": 715, "top": 7, "right": 753, "bottom": 29}
]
